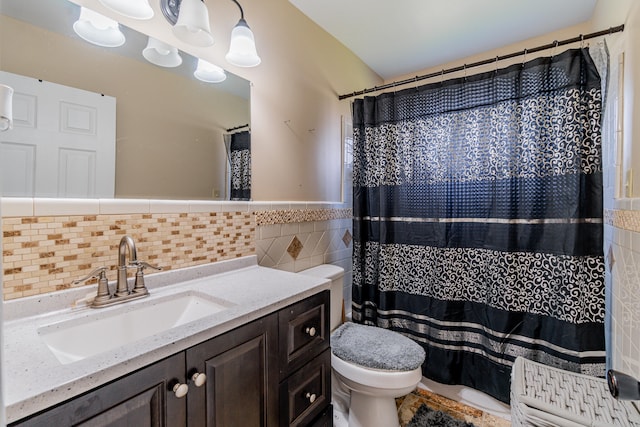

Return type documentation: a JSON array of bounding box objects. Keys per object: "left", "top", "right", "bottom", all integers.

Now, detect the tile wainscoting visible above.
[
  {"left": 1, "top": 199, "right": 352, "bottom": 304},
  {"left": 254, "top": 205, "right": 354, "bottom": 315},
  {"left": 605, "top": 206, "right": 640, "bottom": 382}
]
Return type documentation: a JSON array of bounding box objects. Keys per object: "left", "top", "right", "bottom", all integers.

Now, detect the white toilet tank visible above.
[{"left": 300, "top": 264, "right": 344, "bottom": 331}]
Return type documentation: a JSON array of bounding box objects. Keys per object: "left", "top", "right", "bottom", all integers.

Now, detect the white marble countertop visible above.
[{"left": 3, "top": 256, "right": 330, "bottom": 424}]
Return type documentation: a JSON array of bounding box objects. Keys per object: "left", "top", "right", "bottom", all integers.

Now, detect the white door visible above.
[{"left": 0, "top": 71, "right": 116, "bottom": 198}]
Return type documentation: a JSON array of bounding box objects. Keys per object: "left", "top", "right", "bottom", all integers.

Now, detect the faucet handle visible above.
[
  {"left": 131, "top": 260, "right": 162, "bottom": 272},
  {"left": 73, "top": 267, "right": 112, "bottom": 305},
  {"left": 130, "top": 261, "right": 162, "bottom": 295},
  {"left": 72, "top": 267, "right": 108, "bottom": 285}
]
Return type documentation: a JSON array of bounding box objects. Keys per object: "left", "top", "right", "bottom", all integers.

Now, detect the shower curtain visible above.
[
  {"left": 351, "top": 48, "right": 606, "bottom": 402},
  {"left": 226, "top": 130, "right": 251, "bottom": 200}
]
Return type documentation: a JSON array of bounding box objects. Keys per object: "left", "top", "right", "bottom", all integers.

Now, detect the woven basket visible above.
[{"left": 510, "top": 357, "right": 640, "bottom": 427}]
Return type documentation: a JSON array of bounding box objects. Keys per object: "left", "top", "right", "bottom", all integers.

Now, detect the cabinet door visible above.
[
  {"left": 186, "top": 314, "right": 279, "bottom": 427},
  {"left": 11, "top": 353, "right": 187, "bottom": 427}
]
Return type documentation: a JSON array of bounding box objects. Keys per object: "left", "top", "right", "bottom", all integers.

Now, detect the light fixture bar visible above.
[{"left": 160, "top": 0, "right": 180, "bottom": 25}]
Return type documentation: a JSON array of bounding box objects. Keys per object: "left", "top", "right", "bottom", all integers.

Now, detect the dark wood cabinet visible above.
[
  {"left": 11, "top": 352, "right": 187, "bottom": 427},
  {"left": 278, "top": 291, "right": 330, "bottom": 378},
  {"left": 279, "top": 349, "right": 331, "bottom": 427},
  {"left": 10, "top": 290, "right": 332, "bottom": 427},
  {"left": 186, "top": 313, "right": 279, "bottom": 427},
  {"left": 278, "top": 291, "right": 331, "bottom": 427}
]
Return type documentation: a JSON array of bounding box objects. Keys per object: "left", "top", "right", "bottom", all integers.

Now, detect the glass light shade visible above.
[
  {"left": 143, "top": 37, "right": 182, "bottom": 67},
  {"left": 194, "top": 59, "right": 227, "bottom": 83},
  {"left": 0, "top": 84, "right": 14, "bottom": 132},
  {"left": 98, "top": 0, "right": 154, "bottom": 20},
  {"left": 172, "top": 0, "right": 214, "bottom": 47},
  {"left": 73, "top": 7, "right": 125, "bottom": 47},
  {"left": 225, "top": 19, "right": 261, "bottom": 67}
]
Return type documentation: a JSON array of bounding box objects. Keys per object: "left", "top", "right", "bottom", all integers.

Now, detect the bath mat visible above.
[{"left": 406, "top": 404, "right": 476, "bottom": 427}]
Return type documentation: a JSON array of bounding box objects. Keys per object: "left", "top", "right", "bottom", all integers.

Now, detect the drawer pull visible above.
[
  {"left": 305, "top": 392, "right": 317, "bottom": 403},
  {"left": 191, "top": 372, "right": 207, "bottom": 387},
  {"left": 305, "top": 326, "right": 317, "bottom": 337},
  {"left": 172, "top": 382, "right": 189, "bottom": 398}
]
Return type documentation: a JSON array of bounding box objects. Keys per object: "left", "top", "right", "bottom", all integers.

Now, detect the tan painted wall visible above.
[{"left": 66, "top": 0, "right": 382, "bottom": 202}]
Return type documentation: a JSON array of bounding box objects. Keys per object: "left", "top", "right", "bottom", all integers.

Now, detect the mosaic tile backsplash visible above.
[
  {"left": 2, "top": 212, "right": 255, "bottom": 300},
  {"left": 1, "top": 203, "right": 353, "bottom": 303}
]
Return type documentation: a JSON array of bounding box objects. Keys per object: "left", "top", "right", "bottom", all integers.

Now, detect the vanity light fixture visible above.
[
  {"left": 225, "top": 0, "right": 261, "bottom": 67},
  {"left": 172, "top": 0, "right": 214, "bottom": 47},
  {"left": 0, "top": 84, "right": 14, "bottom": 132},
  {"left": 160, "top": 0, "right": 261, "bottom": 67},
  {"left": 143, "top": 37, "right": 183, "bottom": 67},
  {"left": 98, "top": 0, "right": 154, "bottom": 20},
  {"left": 73, "top": 7, "right": 126, "bottom": 47},
  {"left": 194, "top": 59, "right": 227, "bottom": 83}
]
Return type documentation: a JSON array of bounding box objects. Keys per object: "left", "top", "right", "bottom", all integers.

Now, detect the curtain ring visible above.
[
  {"left": 463, "top": 64, "right": 467, "bottom": 81},
  {"left": 440, "top": 69, "right": 445, "bottom": 85},
  {"left": 522, "top": 48, "right": 527, "bottom": 67},
  {"left": 414, "top": 76, "right": 419, "bottom": 91},
  {"left": 552, "top": 40, "right": 558, "bottom": 58},
  {"left": 494, "top": 56, "right": 499, "bottom": 74},
  {"left": 580, "top": 34, "right": 584, "bottom": 49}
]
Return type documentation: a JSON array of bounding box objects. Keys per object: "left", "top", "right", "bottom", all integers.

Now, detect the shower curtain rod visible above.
[
  {"left": 338, "top": 24, "right": 624, "bottom": 101},
  {"left": 226, "top": 123, "right": 250, "bottom": 132}
]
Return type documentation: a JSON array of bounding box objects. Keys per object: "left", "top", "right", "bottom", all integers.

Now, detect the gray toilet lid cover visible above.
[{"left": 331, "top": 322, "right": 426, "bottom": 371}]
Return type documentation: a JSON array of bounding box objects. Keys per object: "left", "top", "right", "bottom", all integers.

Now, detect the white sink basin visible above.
[{"left": 38, "top": 291, "right": 234, "bottom": 364}]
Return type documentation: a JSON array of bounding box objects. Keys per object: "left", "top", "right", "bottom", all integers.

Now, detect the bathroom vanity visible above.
[{"left": 3, "top": 256, "right": 332, "bottom": 426}]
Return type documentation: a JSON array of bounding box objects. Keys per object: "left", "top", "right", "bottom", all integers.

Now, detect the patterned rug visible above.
[
  {"left": 407, "top": 404, "right": 476, "bottom": 427},
  {"left": 396, "top": 388, "right": 511, "bottom": 427}
]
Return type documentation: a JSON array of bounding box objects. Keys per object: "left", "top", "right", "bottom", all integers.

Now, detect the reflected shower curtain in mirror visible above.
[
  {"left": 351, "top": 48, "right": 606, "bottom": 403},
  {"left": 225, "top": 130, "right": 251, "bottom": 200}
]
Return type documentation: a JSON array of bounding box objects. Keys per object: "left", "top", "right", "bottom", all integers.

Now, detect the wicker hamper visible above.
[{"left": 510, "top": 357, "right": 640, "bottom": 427}]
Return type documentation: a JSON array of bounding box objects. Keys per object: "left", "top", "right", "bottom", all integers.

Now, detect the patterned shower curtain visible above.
[
  {"left": 351, "top": 48, "right": 606, "bottom": 403},
  {"left": 228, "top": 130, "right": 251, "bottom": 200}
]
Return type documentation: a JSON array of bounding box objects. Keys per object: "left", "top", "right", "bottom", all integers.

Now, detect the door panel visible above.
[{"left": 0, "top": 70, "right": 115, "bottom": 197}]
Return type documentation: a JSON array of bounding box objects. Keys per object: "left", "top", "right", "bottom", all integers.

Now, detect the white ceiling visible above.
[{"left": 289, "top": 0, "right": 598, "bottom": 80}]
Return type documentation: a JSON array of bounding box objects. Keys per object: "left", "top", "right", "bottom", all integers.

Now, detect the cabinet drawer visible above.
[
  {"left": 279, "top": 348, "right": 331, "bottom": 427},
  {"left": 279, "top": 290, "right": 330, "bottom": 377},
  {"left": 309, "top": 405, "right": 333, "bottom": 427}
]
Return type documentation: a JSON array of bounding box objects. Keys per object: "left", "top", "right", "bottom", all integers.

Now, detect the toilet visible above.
[{"left": 300, "top": 265, "right": 426, "bottom": 427}]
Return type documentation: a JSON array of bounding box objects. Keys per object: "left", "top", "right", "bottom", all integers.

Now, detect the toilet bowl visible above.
[
  {"left": 330, "top": 322, "right": 425, "bottom": 427},
  {"left": 300, "top": 265, "right": 426, "bottom": 427}
]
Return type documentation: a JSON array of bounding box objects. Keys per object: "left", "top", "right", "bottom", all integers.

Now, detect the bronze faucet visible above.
[{"left": 73, "top": 235, "right": 161, "bottom": 308}]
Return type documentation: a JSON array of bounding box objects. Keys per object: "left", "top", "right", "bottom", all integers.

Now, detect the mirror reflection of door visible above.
[
  {"left": 1, "top": 0, "right": 250, "bottom": 201},
  {"left": 0, "top": 71, "right": 116, "bottom": 198}
]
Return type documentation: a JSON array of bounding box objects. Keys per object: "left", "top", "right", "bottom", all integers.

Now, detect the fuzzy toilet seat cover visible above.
[{"left": 331, "top": 322, "right": 425, "bottom": 371}]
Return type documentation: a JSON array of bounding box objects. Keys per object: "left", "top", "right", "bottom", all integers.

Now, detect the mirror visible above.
[{"left": 0, "top": 0, "right": 251, "bottom": 200}]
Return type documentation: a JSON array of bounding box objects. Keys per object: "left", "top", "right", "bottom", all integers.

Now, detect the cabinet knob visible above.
[
  {"left": 191, "top": 372, "right": 207, "bottom": 387},
  {"left": 305, "top": 326, "right": 317, "bottom": 337},
  {"left": 305, "top": 392, "right": 317, "bottom": 403},
  {"left": 172, "top": 382, "right": 189, "bottom": 398}
]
